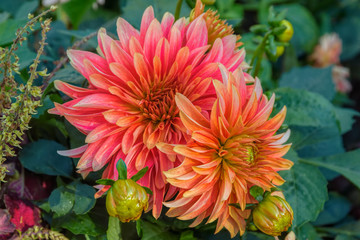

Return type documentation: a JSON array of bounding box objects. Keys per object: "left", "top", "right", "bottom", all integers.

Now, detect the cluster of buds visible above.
[
  {"left": 250, "top": 7, "right": 294, "bottom": 63},
  {"left": 247, "top": 6, "right": 294, "bottom": 77},
  {"left": 97, "top": 160, "right": 150, "bottom": 222}
]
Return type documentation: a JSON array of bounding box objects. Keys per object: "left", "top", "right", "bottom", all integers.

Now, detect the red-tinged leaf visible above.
[
  {"left": 0, "top": 209, "right": 15, "bottom": 235},
  {"left": 4, "top": 195, "right": 41, "bottom": 232}
]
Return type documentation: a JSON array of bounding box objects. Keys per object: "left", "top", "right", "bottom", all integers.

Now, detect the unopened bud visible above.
[
  {"left": 106, "top": 179, "right": 148, "bottom": 222},
  {"left": 252, "top": 195, "right": 293, "bottom": 236},
  {"left": 276, "top": 20, "right": 294, "bottom": 42}
]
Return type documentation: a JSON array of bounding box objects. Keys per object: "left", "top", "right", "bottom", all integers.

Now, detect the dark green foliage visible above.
[{"left": 1, "top": 0, "right": 360, "bottom": 239}]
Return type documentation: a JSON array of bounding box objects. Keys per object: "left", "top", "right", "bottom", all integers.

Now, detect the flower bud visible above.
[
  {"left": 106, "top": 179, "right": 148, "bottom": 222},
  {"left": 275, "top": 46, "right": 285, "bottom": 57},
  {"left": 276, "top": 20, "right": 294, "bottom": 42},
  {"left": 252, "top": 195, "right": 293, "bottom": 236}
]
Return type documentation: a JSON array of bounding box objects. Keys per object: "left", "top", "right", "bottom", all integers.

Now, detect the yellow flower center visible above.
[{"left": 219, "top": 136, "right": 259, "bottom": 166}]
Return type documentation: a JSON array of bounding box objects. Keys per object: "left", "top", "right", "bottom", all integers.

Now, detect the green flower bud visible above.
[
  {"left": 276, "top": 20, "right": 294, "bottom": 42},
  {"left": 275, "top": 46, "right": 285, "bottom": 57},
  {"left": 106, "top": 179, "right": 148, "bottom": 222},
  {"left": 252, "top": 195, "right": 293, "bottom": 236}
]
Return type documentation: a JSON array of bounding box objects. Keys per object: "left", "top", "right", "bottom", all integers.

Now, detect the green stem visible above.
[
  {"left": 248, "top": 31, "right": 272, "bottom": 77},
  {"left": 174, "top": 0, "right": 184, "bottom": 20}
]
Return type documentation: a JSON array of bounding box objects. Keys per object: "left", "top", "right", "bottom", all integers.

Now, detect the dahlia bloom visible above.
[
  {"left": 310, "top": 33, "right": 352, "bottom": 93},
  {"left": 49, "top": 6, "right": 245, "bottom": 218},
  {"left": 158, "top": 66, "right": 293, "bottom": 237},
  {"left": 332, "top": 65, "right": 352, "bottom": 93},
  {"left": 310, "top": 33, "right": 342, "bottom": 67}
]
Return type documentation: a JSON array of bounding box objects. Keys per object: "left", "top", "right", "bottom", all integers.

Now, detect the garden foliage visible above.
[{"left": 0, "top": 0, "right": 360, "bottom": 239}]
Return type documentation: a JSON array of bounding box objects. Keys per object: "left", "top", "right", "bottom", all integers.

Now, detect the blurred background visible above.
[{"left": 0, "top": 0, "right": 360, "bottom": 239}]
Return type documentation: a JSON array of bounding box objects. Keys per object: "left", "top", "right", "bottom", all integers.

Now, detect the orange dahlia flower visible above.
[
  {"left": 158, "top": 66, "right": 293, "bottom": 237},
  {"left": 49, "top": 7, "right": 245, "bottom": 218}
]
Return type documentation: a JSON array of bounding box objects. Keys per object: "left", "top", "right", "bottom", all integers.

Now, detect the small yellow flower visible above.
[
  {"left": 106, "top": 179, "right": 148, "bottom": 222},
  {"left": 253, "top": 195, "right": 293, "bottom": 236}
]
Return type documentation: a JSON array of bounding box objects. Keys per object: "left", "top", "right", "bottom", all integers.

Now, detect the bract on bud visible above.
[
  {"left": 106, "top": 179, "right": 148, "bottom": 222},
  {"left": 252, "top": 195, "right": 293, "bottom": 236}
]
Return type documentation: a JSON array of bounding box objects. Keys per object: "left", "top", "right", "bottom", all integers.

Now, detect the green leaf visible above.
[
  {"left": 49, "top": 186, "right": 75, "bottom": 216},
  {"left": 295, "top": 223, "right": 322, "bottom": 240},
  {"left": 335, "top": 235, "right": 356, "bottom": 240},
  {"left": 131, "top": 167, "right": 148, "bottom": 182},
  {"left": 275, "top": 4, "right": 319, "bottom": 55},
  {"left": 280, "top": 163, "right": 328, "bottom": 228},
  {"left": 19, "top": 139, "right": 73, "bottom": 177},
  {"left": 120, "top": 0, "right": 191, "bottom": 29},
  {"left": 73, "top": 182, "right": 96, "bottom": 215},
  {"left": 57, "top": 29, "right": 97, "bottom": 48},
  {"left": 96, "top": 179, "right": 115, "bottom": 186},
  {"left": 249, "top": 186, "right": 264, "bottom": 202},
  {"left": 0, "top": 0, "right": 26, "bottom": 15},
  {"left": 107, "top": 216, "right": 122, "bottom": 240},
  {"left": 273, "top": 88, "right": 339, "bottom": 150},
  {"left": 0, "top": 19, "right": 27, "bottom": 46},
  {"left": 16, "top": 44, "right": 38, "bottom": 70},
  {"left": 116, "top": 159, "right": 127, "bottom": 180},
  {"left": 279, "top": 66, "right": 335, "bottom": 100},
  {"left": 59, "top": 213, "right": 104, "bottom": 236},
  {"left": 300, "top": 149, "right": 360, "bottom": 189},
  {"left": 335, "top": 15, "right": 360, "bottom": 61},
  {"left": 15, "top": 0, "right": 38, "bottom": 19},
  {"left": 334, "top": 107, "right": 360, "bottom": 134},
  {"left": 180, "top": 230, "right": 196, "bottom": 240},
  {"left": 318, "top": 221, "right": 360, "bottom": 237},
  {"left": 141, "top": 220, "right": 178, "bottom": 240},
  {"left": 59, "top": 0, "right": 96, "bottom": 29},
  {"left": 32, "top": 95, "right": 55, "bottom": 119},
  {"left": 52, "top": 65, "right": 85, "bottom": 86},
  {"left": 143, "top": 187, "right": 153, "bottom": 195},
  {"left": 0, "top": 12, "right": 10, "bottom": 23},
  {"left": 297, "top": 136, "right": 344, "bottom": 159},
  {"left": 64, "top": 121, "right": 86, "bottom": 149},
  {"left": 215, "top": 0, "right": 234, "bottom": 12},
  {"left": 136, "top": 220, "right": 142, "bottom": 238},
  {"left": 313, "top": 192, "right": 351, "bottom": 226},
  {"left": 246, "top": 232, "right": 274, "bottom": 240}
]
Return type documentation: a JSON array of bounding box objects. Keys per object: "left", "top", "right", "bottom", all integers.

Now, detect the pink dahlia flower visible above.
[
  {"left": 310, "top": 33, "right": 342, "bottom": 67},
  {"left": 49, "top": 6, "right": 245, "bottom": 218},
  {"left": 158, "top": 66, "right": 293, "bottom": 237},
  {"left": 309, "top": 33, "right": 352, "bottom": 94}
]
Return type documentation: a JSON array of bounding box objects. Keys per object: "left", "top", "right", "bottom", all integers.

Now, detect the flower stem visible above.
[
  {"left": 248, "top": 31, "right": 272, "bottom": 77},
  {"left": 175, "top": 0, "right": 184, "bottom": 20}
]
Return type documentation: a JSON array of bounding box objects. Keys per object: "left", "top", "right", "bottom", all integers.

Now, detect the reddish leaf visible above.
[{"left": 4, "top": 195, "right": 41, "bottom": 232}]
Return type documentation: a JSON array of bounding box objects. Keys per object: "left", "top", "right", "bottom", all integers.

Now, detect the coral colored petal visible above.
[
  {"left": 54, "top": 81, "right": 99, "bottom": 99},
  {"left": 144, "top": 19, "right": 163, "bottom": 62},
  {"left": 85, "top": 124, "right": 121, "bottom": 143},
  {"left": 57, "top": 144, "right": 88, "bottom": 158},
  {"left": 175, "top": 93, "right": 210, "bottom": 129},
  {"left": 116, "top": 17, "right": 140, "bottom": 51},
  {"left": 140, "top": 7, "right": 155, "bottom": 44},
  {"left": 186, "top": 17, "right": 208, "bottom": 50},
  {"left": 98, "top": 28, "right": 115, "bottom": 63}
]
